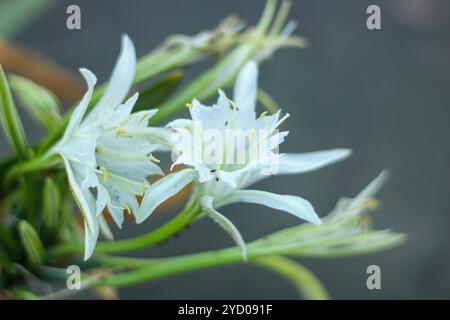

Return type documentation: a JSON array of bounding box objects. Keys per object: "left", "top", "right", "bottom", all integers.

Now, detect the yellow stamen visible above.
[
  {"left": 259, "top": 111, "right": 268, "bottom": 119},
  {"left": 138, "top": 112, "right": 149, "bottom": 124},
  {"left": 123, "top": 204, "right": 132, "bottom": 215},
  {"left": 101, "top": 167, "right": 110, "bottom": 183},
  {"left": 366, "top": 198, "right": 380, "bottom": 210},
  {"left": 139, "top": 184, "right": 146, "bottom": 197},
  {"left": 147, "top": 153, "right": 160, "bottom": 163},
  {"left": 116, "top": 127, "right": 126, "bottom": 137},
  {"left": 359, "top": 214, "right": 372, "bottom": 227}
]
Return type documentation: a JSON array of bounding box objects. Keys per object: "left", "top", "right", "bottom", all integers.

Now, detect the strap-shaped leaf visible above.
[
  {"left": 43, "top": 177, "right": 62, "bottom": 233},
  {"left": 18, "top": 220, "right": 44, "bottom": 266},
  {"left": 133, "top": 70, "right": 183, "bottom": 112},
  {"left": 0, "top": 65, "right": 29, "bottom": 159},
  {"left": 9, "top": 74, "right": 61, "bottom": 130}
]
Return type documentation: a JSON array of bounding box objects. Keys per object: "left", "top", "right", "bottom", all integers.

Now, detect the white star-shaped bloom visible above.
[
  {"left": 136, "top": 61, "right": 351, "bottom": 259},
  {"left": 51, "top": 35, "right": 164, "bottom": 259}
]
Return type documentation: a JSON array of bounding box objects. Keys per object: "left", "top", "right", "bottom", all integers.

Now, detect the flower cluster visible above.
[{"left": 55, "top": 36, "right": 350, "bottom": 260}]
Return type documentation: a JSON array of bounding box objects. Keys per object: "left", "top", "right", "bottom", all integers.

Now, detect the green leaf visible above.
[
  {"left": 133, "top": 70, "right": 183, "bottom": 112},
  {"left": 0, "top": 65, "right": 29, "bottom": 159},
  {"left": 18, "top": 220, "right": 44, "bottom": 266},
  {"left": 10, "top": 287, "right": 39, "bottom": 300},
  {"left": 0, "top": 250, "right": 13, "bottom": 274},
  {"left": 42, "top": 177, "right": 61, "bottom": 234},
  {"left": 0, "top": 224, "right": 16, "bottom": 257},
  {"left": 254, "top": 256, "right": 329, "bottom": 300},
  {"left": 0, "top": 0, "right": 53, "bottom": 38},
  {"left": 5, "top": 153, "right": 61, "bottom": 186},
  {"left": 9, "top": 74, "right": 61, "bottom": 130}
]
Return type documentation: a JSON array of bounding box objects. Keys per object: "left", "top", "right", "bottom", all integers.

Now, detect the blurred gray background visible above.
[{"left": 1, "top": 0, "right": 450, "bottom": 299}]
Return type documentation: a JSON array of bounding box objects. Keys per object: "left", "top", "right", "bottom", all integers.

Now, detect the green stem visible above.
[
  {"left": 89, "top": 233, "right": 343, "bottom": 287},
  {"left": 47, "top": 202, "right": 202, "bottom": 258},
  {"left": 95, "top": 247, "right": 239, "bottom": 287},
  {"left": 90, "top": 225, "right": 405, "bottom": 288},
  {"left": 5, "top": 153, "right": 60, "bottom": 186},
  {"left": 96, "top": 255, "right": 161, "bottom": 269},
  {"left": 253, "top": 255, "right": 330, "bottom": 300}
]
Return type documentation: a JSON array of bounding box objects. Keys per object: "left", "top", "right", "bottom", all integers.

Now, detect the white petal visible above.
[
  {"left": 218, "top": 167, "right": 250, "bottom": 188},
  {"left": 136, "top": 168, "right": 195, "bottom": 223},
  {"left": 62, "top": 68, "right": 97, "bottom": 141},
  {"left": 84, "top": 219, "right": 99, "bottom": 260},
  {"left": 233, "top": 60, "right": 258, "bottom": 113},
  {"left": 195, "top": 164, "right": 213, "bottom": 183},
  {"left": 107, "top": 205, "right": 125, "bottom": 228},
  {"left": 190, "top": 93, "right": 233, "bottom": 129},
  {"left": 127, "top": 109, "right": 159, "bottom": 128},
  {"left": 98, "top": 214, "right": 114, "bottom": 240},
  {"left": 62, "top": 157, "right": 97, "bottom": 235},
  {"left": 216, "top": 189, "right": 321, "bottom": 225},
  {"left": 96, "top": 184, "right": 110, "bottom": 217},
  {"left": 81, "top": 165, "right": 99, "bottom": 189},
  {"left": 102, "top": 92, "right": 139, "bottom": 125},
  {"left": 100, "top": 174, "right": 141, "bottom": 227},
  {"left": 86, "top": 34, "right": 136, "bottom": 122},
  {"left": 96, "top": 149, "right": 163, "bottom": 183},
  {"left": 276, "top": 149, "right": 352, "bottom": 175},
  {"left": 200, "top": 195, "right": 247, "bottom": 260}
]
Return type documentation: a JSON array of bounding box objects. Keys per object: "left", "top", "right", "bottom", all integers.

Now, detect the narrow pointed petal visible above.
[
  {"left": 62, "top": 157, "right": 97, "bottom": 235},
  {"left": 62, "top": 68, "right": 97, "bottom": 141},
  {"left": 201, "top": 195, "right": 247, "bottom": 260},
  {"left": 87, "top": 34, "right": 136, "bottom": 121},
  {"left": 99, "top": 215, "right": 114, "bottom": 240},
  {"left": 217, "top": 189, "right": 321, "bottom": 225},
  {"left": 84, "top": 219, "right": 99, "bottom": 260},
  {"left": 136, "top": 168, "right": 195, "bottom": 223},
  {"left": 233, "top": 60, "right": 258, "bottom": 112},
  {"left": 96, "top": 184, "right": 109, "bottom": 217},
  {"left": 277, "top": 149, "right": 352, "bottom": 175}
]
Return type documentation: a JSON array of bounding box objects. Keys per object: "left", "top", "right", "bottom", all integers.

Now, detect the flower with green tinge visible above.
[
  {"left": 51, "top": 35, "right": 164, "bottom": 260},
  {"left": 136, "top": 60, "right": 351, "bottom": 259}
]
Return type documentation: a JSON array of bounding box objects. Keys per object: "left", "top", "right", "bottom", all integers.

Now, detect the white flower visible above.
[
  {"left": 136, "top": 61, "right": 351, "bottom": 259},
  {"left": 52, "top": 35, "right": 163, "bottom": 260}
]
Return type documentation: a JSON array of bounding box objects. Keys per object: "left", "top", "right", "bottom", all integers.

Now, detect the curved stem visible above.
[
  {"left": 47, "top": 201, "right": 202, "bottom": 258},
  {"left": 94, "top": 247, "right": 239, "bottom": 287},
  {"left": 253, "top": 255, "right": 329, "bottom": 300}
]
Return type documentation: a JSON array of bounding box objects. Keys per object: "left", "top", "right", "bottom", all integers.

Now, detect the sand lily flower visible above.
[
  {"left": 51, "top": 35, "right": 163, "bottom": 259},
  {"left": 136, "top": 61, "right": 351, "bottom": 259}
]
